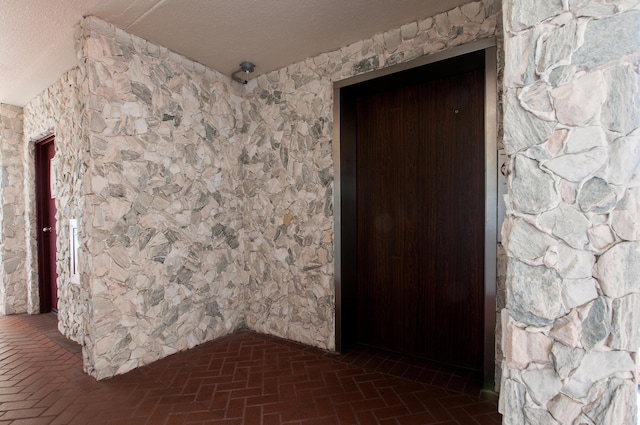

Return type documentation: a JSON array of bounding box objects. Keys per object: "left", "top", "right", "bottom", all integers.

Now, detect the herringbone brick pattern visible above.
[{"left": 0, "top": 314, "right": 501, "bottom": 424}]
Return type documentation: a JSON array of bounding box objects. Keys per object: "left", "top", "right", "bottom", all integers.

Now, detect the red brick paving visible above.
[{"left": 0, "top": 314, "right": 501, "bottom": 424}]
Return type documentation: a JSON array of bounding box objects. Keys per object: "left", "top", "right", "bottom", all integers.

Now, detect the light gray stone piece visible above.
[
  {"left": 434, "top": 12, "right": 451, "bottom": 37},
  {"left": 145, "top": 287, "right": 165, "bottom": 307},
  {"left": 3, "top": 256, "right": 23, "bottom": 275},
  {"left": 548, "top": 393, "right": 583, "bottom": 424},
  {"left": 508, "top": 0, "right": 563, "bottom": 31},
  {"left": 400, "top": 22, "right": 418, "bottom": 40},
  {"left": 611, "top": 187, "right": 640, "bottom": 241},
  {"left": 507, "top": 259, "right": 564, "bottom": 326},
  {"left": 522, "top": 366, "right": 563, "bottom": 405},
  {"left": 518, "top": 81, "right": 555, "bottom": 121},
  {"left": 572, "top": 414, "right": 596, "bottom": 425},
  {"left": 573, "top": 10, "right": 640, "bottom": 70},
  {"left": 587, "top": 224, "right": 615, "bottom": 252},
  {"left": 497, "top": 246, "right": 508, "bottom": 310},
  {"left": 535, "top": 20, "right": 578, "bottom": 77},
  {"left": 602, "top": 65, "right": 640, "bottom": 134},
  {"left": 447, "top": 7, "right": 466, "bottom": 27},
  {"left": 551, "top": 341, "right": 584, "bottom": 379},
  {"left": 564, "top": 126, "right": 607, "bottom": 154},
  {"left": 461, "top": 2, "right": 485, "bottom": 22},
  {"left": 538, "top": 203, "right": 590, "bottom": 249},
  {"left": 503, "top": 95, "right": 556, "bottom": 154},
  {"left": 504, "top": 30, "right": 537, "bottom": 86},
  {"left": 561, "top": 278, "right": 598, "bottom": 309},
  {"left": 604, "top": 134, "right": 640, "bottom": 187},
  {"left": 593, "top": 241, "right": 640, "bottom": 298},
  {"left": 499, "top": 379, "right": 526, "bottom": 424},
  {"left": 609, "top": 293, "right": 640, "bottom": 350},
  {"left": 573, "top": 0, "right": 619, "bottom": 17},
  {"left": 545, "top": 244, "right": 560, "bottom": 269},
  {"left": 90, "top": 111, "right": 107, "bottom": 133},
  {"left": 563, "top": 350, "right": 635, "bottom": 399},
  {"left": 106, "top": 245, "right": 132, "bottom": 269},
  {"left": 526, "top": 144, "right": 553, "bottom": 161},
  {"left": 504, "top": 218, "right": 556, "bottom": 263},
  {"left": 556, "top": 243, "right": 595, "bottom": 279},
  {"left": 550, "top": 71, "right": 607, "bottom": 127},
  {"left": 509, "top": 154, "right": 559, "bottom": 214},
  {"left": 542, "top": 147, "right": 607, "bottom": 182},
  {"left": 577, "top": 177, "right": 617, "bottom": 213},
  {"left": 582, "top": 378, "right": 638, "bottom": 425},
  {"left": 524, "top": 407, "right": 560, "bottom": 425},
  {"left": 383, "top": 28, "right": 401, "bottom": 52},
  {"left": 547, "top": 63, "right": 578, "bottom": 87}
]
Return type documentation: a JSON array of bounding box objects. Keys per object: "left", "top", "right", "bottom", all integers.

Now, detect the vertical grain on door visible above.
[{"left": 356, "top": 67, "right": 485, "bottom": 370}]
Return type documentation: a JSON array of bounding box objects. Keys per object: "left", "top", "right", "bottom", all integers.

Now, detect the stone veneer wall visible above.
[
  {"left": 0, "top": 104, "right": 28, "bottom": 314},
  {"left": 243, "top": 0, "right": 502, "bottom": 350},
  {"left": 22, "top": 70, "right": 86, "bottom": 339},
  {"left": 500, "top": 1, "right": 640, "bottom": 424},
  {"left": 11, "top": 0, "right": 505, "bottom": 381},
  {"left": 3, "top": 6, "right": 636, "bottom": 422},
  {"left": 73, "top": 0, "right": 502, "bottom": 378},
  {"left": 78, "top": 17, "right": 248, "bottom": 378}
]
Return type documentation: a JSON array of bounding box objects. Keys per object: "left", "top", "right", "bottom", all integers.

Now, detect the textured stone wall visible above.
[
  {"left": 243, "top": 0, "right": 502, "bottom": 350},
  {"left": 79, "top": 17, "right": 248, "bottom": 378},
  {"left": 5, "top": 4, "right": 636, "bottom": 421},
  {"left": 500, "top": 1, "right": 640, "bottom": 423},
  {"left": 75, "top": 1, "right": 502, "bottom": 378},
  {"left": 23, "top": 70, "right": 87, "bottom": 339},
  {"left": 9, "top": 1, "right": 503, "bottom": 380},
  {"left": 0, "top": 104, "right": 28, "bottom": 314}
]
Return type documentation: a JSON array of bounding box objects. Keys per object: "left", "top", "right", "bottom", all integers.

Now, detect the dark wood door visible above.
[
  {"left": 355, "top": 66, "right": 485, "bottom": 370},
  {"left": 35, "top": 136, "right": 58, "bottom": 312}
]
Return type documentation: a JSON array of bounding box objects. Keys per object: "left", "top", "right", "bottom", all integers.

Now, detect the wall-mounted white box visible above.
[{"left": 69, "top": 219, "right": 79, "bottom": 284}]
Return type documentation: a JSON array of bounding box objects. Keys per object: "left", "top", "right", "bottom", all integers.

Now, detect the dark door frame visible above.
[
  {"left": 333, "top": 39, "right": 498, "bottom": 390},
  {"left": 35, "top": 134, "right": 58, "bottom": 313}
]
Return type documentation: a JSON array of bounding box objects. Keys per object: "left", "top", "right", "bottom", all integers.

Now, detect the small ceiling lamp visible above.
[{"left": 232, "top": 61, "right": 256, "bottom": 84}]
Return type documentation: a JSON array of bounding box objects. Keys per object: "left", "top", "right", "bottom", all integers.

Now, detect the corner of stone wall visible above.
[
  {"left": 23, "top": 64, "right": 88, "bottom": 339},
  {"left": 242, "top": 0, "right": 502, "bottom": 355},
  {"left": 78, "top": 16, "right": 249, "bottom": 379},
  {"left": 11, "top": 1, "right": 509, "bottom": 381},
  {"left": 0, "top": 103, "right": 28, "bottom": 315},
  {"left": 500, "top": 1, "right": 640, "bottom": 423}
]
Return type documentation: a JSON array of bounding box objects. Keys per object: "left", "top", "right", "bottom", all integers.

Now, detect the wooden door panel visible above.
[
  {"left": 356, "top": 67, "right": 484, "bottom": 370},
  {"left": 356, "top": 88, "right": 401, "bottom": 350}
]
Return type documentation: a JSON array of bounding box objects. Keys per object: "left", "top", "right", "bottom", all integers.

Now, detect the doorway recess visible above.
[
  {"left": 333, "top": 39, "right": 498, "bottom": 390},
  {"left": 35, "top": 134, "right": 58, "bottom": 313}
]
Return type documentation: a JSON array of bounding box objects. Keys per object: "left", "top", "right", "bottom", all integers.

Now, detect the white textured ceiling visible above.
[{"left": 0, "top": 0, "right": 470, "bottom": 106}]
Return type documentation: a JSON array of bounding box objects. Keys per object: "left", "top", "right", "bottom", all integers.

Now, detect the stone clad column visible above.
[
  {"left": 500, "top": 1, "right": 640, "bottom": 423},
  {"left": 0, "top": 104, "right": 28, "bottom": 315}
]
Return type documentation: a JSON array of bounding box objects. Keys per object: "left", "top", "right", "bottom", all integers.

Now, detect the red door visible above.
[{"left": 35, "top": 136, "right": 58, "bottom": 312}]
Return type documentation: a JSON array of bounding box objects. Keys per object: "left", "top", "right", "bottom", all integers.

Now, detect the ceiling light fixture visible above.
[{"left": 232, "top": 61, "right": 256, "bottom": 84}]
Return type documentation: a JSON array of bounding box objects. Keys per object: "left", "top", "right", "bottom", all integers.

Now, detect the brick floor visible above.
[{"left": 0, "top": 314, "right": 501, "bottom": 424}]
